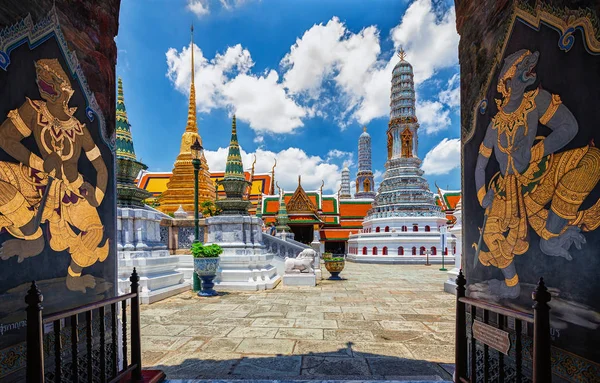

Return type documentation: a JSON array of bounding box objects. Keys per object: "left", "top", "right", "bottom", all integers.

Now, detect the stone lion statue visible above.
[{"left": 284, "top": 248, "right": 316, "bottom": 274}]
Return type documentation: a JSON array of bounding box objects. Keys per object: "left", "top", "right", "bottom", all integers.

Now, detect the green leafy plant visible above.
[
  {"left": 191, "top": 243, "right": 223, "bottom": 258},
  {"left": 322, "top": 252, "right": 333, "bottom": 259},
  {"left": 325, "top": 257, "right": 345, "bottom": 262},
  {"left": 202, "top": 200, "right": 222, "bottom": 217}
]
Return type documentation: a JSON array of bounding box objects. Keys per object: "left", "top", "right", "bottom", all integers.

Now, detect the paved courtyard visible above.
[{"left": 140, "top": 262, "right": 456, "bottom": 380}]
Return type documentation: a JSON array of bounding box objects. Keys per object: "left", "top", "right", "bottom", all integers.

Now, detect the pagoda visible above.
[
  {"left": 355, "top": 127, "right": 375, "bottom": 199},
  {"left": 347, "top": 48, "right": 455, "bottom": 264},
  {"left": 158, "top": 25, "right": 215, "bottom": 214},
  {"left": 115, "top": 77, "right": 151, "bottom": 207},
  {"left": 215, "top": 115, "right": 252, "bottom": 215}
]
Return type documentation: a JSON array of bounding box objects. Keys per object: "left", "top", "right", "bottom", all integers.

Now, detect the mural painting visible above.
[
  {"left": 0, "top": 7, "right": 116, "bottom": 379},
  {"left": 462, "top": 3, "right": 600, "bottom": 379}
]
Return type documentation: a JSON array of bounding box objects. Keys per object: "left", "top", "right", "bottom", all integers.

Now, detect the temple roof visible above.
[
  {"left": 287, "top": 176, "right": 317, "bottom": 214},
  {"left": 116, "top": 77, "right": 137, "bottom": 161}
]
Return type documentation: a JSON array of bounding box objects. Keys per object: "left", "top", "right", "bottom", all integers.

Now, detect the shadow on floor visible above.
[{"left": 149, "top": 342, "right": 454, "bottom": 381}]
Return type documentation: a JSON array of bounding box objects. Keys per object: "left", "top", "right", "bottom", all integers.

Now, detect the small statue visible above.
[{"left": 284, "top": 248, "right": 316, "bottom": 274}]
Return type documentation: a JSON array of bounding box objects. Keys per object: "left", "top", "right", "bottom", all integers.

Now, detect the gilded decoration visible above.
[
  {"left": 287, "top": 176, "right": 317, "bottom": 215},
  {"left": 465, "top": 1, "right": 600, "bottom": 372},
  {"left": 0, "top": 58, "right": 109, "bottom": 293}
]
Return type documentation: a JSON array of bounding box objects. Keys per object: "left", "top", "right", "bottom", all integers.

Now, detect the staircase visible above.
[{"left": 262, "top": 232, "right": 310, "bottom": 259}]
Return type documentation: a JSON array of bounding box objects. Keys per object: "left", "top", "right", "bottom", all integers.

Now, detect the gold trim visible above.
[
  {"left": 95, "top": 188, "right": 105, "bottom": 204},
  {"left": 29, "top": 153, "right": 44, "bottom": 172},
  {"left": 530, "top": 141, "right": 545, "bottom": 163},
  {"left": 85, "top": 146, "right": 101, "bottom": 161},
  {"left": 479, "top": 142, "right": 492, "bottom": 158},
  {"left": 0, "top": 192, "right": 27, "bottom": 215},
  {"left": 505, "top": 274, "right": 519, "bottom": 287},
  {"left": 67, "top": 266, "right": 81, "bottom": 277},
  {"left": 539, "top": 94, "right": 562, "bottom": 125},
  {"left": 7, "top": 109, "right": 31, "bottom": 137},
  {"left": 477, "top": 186, "right": 487, "bottom": 205},
  {"left": 540, "top": 227, "right": 560, "bottom": 240},
  {"left": 70, "top": 174, "right": 84, "bottom": 190}
]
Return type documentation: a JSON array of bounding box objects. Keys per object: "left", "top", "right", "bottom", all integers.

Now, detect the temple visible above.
[
  {"left": 355, "top": 127, "right": 376, "bottom": 199},
  {"left": 157, "top": 25, "right": 215, "bottom": 214},
  {"left": 347, "top": 49, "right": 456, "bottom": 263}
]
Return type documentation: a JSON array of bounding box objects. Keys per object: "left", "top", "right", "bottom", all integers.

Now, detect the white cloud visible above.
[
  {"left": 166, "top": 43, "right": 306, "bottom": 134},
  {"left": 422, "top": 138, "right": 460, "bottom": 175},
  {"left": 172, "top": 0, "right": 460, "bottom": 136},
  {"left": 439, "top": 73, "right": 460, "bottom": 109},
  {"left": 416, "top": 100, "right": 451, "bottom": 134},
  {"left": 204, "top": 146, "right": 343, "bottom": 192},
  {"left": 390, "top": 0, "right": 459, "bottom": 84},
  {"left": 187, "top": 0, "right": 209, "bottom": 16}
]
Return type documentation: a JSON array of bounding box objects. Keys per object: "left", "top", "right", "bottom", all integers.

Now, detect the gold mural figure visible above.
[
  {"left": 0, "top": 59, "right": 109, "bottom": 293},
  {"left": 474, "top": 49, "right": 600, "bottom": 298}
]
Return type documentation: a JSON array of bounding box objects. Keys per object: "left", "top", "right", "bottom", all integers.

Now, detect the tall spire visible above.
[
  {"left": 186, "top": 24, "right": 198, "bottom": 134},
  {"left": 116, "top": 77, "right": 137, "bottom": 161},
  {"left": 224, "top": 115, "right": 245, "bottom": 180}
]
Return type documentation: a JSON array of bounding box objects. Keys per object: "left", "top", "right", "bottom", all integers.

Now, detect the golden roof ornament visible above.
[{"left": 397, "top": 46, "right": 406, "bottom": 61}]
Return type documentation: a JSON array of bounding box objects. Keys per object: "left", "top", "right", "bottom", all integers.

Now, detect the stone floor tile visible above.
[
  {"left": 247, "top": 310, "right": 286, "bottom": 318},
  {"left": 305, "top": 305, "right": 342, "bottom": 313},
  {"left": 340, "top": 306, "right": 379, "bottom": 313},
  {"left": 188, "top": 325, "right": 235, "bottom": 338},
  {"left": 142, "top": 324, "right": 190, "bottom": 336},
  {"left": 293, "top": 340, "right": 353, "bottom": 357},
  {"left": 207, "top": 310, "right": 250, "bottom": 318},
  {"left": 363, "top": 313, "right": 406, "bottom": 321},
  {"left": 424, "top": 322, "right": 456, "bottom": 332},
  {"left": 323, "top": 312, "right": 365, "bottom": 320},
  {"left": 285, "top": 311, "right": 324, "bottom": 320},
  {"left": 337, "top": 320, "right": 382, "bottom": 330},
  {"left": 209, "top": 318, "right": 254, "bottom": 327},
  {"left": 351, "top": 342, "right": 413, "bottom": 358},
  {"left": 232, "top": 355, "right": 302, "bottom": 376},
  {"left": 294, "top": 318, "right": 338, "bottom": 329},
  {"left": 141, "top": 350, "right": 169, "bottom": 366},
  {"left": 251, "top": 318, "right": 296, "bottom": 327},
  {"left": 275, "top": 328, "right": 323, "bottom": 340},
  {"left": 301, "top": 356, "right": 370, "bottom": 376},
  {"left": 409, "top": 344, "right": 455, "bottom": 363},
  {"left": 141, "top": 336, "right": 194, "bottom": 351},
  {"left": 227, "top": 326, "right": 278, "bottom": 338},
  {"left": 200, "top": 338, "right": 243, "bottom": 353},
  {"left": 200, "top": 304, "right": 240, "bottom": 311},
  {"left": 371, "top": 329, "right": 429, "bottom": 343},
  {"left": 367, "top": 356, "right": 446, "bottom": 377},
  {"left": 234, "top": 338, "right": 296, "bottom": 355},
  {"left": 324, "top": 329, "right": 375, "bottom": 342},
  {"left": 379, "top": 320, "right": 429, "bottom": 331}
]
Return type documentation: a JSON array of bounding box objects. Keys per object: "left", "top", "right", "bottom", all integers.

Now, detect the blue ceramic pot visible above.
[{"left": 193, "top": 257, "right": 220, "bottom": 296}]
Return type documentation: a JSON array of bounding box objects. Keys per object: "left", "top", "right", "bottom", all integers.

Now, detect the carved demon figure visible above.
[{"left": 474, "top": 49, "right": 600, "bottom": 298}]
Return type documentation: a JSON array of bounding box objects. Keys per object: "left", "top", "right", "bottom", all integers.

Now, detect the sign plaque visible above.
[{"left": 472, "top": 320, "right": 511, "bottom": 355}]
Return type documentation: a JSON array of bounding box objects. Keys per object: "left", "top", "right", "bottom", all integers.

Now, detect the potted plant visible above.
[
  {"left": 324, "top": 256, "right": 345, "bottom": 280},
  {"left": 322, "top": 252, "right": 333, "bottom": 260},
  {"left": 192, "top": 243, "right": 223, "bottom": 296}
]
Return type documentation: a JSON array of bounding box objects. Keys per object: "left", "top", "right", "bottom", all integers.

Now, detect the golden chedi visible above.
[{"left": 158, "top": 26, "right": 215, "bottom": 214}]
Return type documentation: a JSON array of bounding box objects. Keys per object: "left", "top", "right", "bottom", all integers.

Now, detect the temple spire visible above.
[
  {"left": 397, "top": 46, "right": 406, "bottom": 61},
  {"left": 224, "top": 115, "right": 245, "bottom": 180},
  {"left": 116, "top": 77, "right": 137, "bottom": 161},
  {"left": 186, "top": 24, "right": 198, "bottom": 134}
]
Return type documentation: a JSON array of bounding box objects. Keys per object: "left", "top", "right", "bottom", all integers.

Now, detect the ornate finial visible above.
[
  {"left": 532, "top": 277, "right": 551, "bottom": 306},
  {"left": 116, "top": 77, "right": 139, "bottom": 161},
  {"left": 232, "top": 114, "right": 237, "bottom": 133},
  {"left": 224, "top": 114, "right": 245, "bottom": 180},
  {"left": 397, "top": 46, "right": 406, "bottom": 61},
  {"left": 363, "top": 126, "right": 367, "bottom": 132},
  {"left": 320, "top": 180, "right": 324, "bottom": 194},
  {"left": 190, "top": 24, "right": 195, "bottom": 81},
  {"left": 25, "top": 281, "right": 43, "bottom": 309},
  {"left": 185, "top": 26, "right": 198, "bottom": 133},
  {"left": 298, "top": 175, "right": 301, "bottom": 186},
  {"left": 270, "top": 158, "right": 277, "bottom": 194}
]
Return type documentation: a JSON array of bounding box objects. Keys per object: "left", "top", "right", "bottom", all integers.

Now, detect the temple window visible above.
[
  {"left": 413, "top": 225, "right": 418, "bottom": 232},
  {"left": 376, "top": 227, "right": 380, "bottom": 233},
  {"left": 412, "top": 246, "right": 417, "bottom": 255},
  {"left": 453, "top": 246, "right": 456, "bottom": 254},
  {"left": 431, "top": 246, "right": 437, "bottom": 255},
  {"left": 383, "top": 246, "right": 388, "bottom": 255},
  {"left": 402, "top": 225, "right": 407, "bottom": 232},
  {"left": 373, "top": 246, "right": 378, "bottom": 255},
  {"left": 362, "top": 247, "right": 367, "bottom": 255},
  {"left": 384, "top": 226, "right": 389, "bottom": 232},
  {"left": 398, "top": 246, "right": 404, "bottom": 255},
  {"left": 425, "top": 225, "right": 430, "bottom": 232},
  {"left": 420, "top": 246, "right": 426, "bottom": 255}
]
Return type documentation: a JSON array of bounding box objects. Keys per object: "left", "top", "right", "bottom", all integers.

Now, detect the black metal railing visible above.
[
  {"left": 454, "top": 270, "right": 552, "bottom": 383},
  {"left": 26, "top": 269, "right": 143, "bottom": 383}
]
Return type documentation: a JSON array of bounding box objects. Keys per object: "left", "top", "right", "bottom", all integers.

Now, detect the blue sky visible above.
[{"left": 117, "top": 0, "right": 461, "bottom": 194}]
